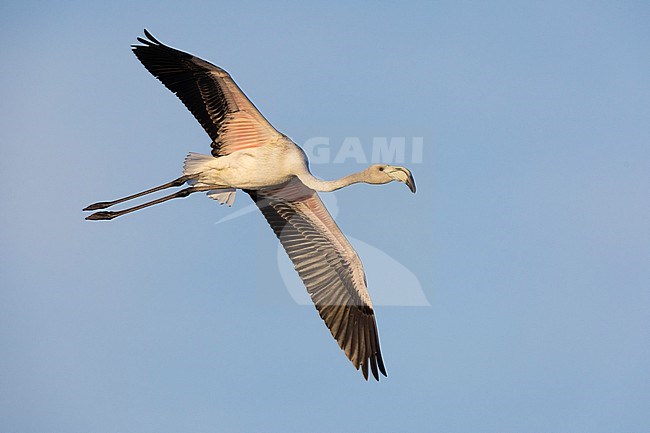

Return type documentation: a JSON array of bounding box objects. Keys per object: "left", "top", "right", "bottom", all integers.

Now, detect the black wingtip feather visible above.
[
  {"left": 377, "top": 350, "right": 387, "bottom": 377},
  {"left": 133, "top": 30, "right": 161, "bottom": 49},
  {"left": 370, "top": 353, "right": 379, "bottom": 381},
  {"left": 143, "top": 28, "right": 162, "bottom": 45}
]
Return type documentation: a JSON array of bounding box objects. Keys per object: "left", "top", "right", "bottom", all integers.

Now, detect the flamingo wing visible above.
[
  {"left": 247, "top": 180, "right": 387, "bottom": 381},
  {"left": 132, "top": 30, "right": 281, "bottom": 157}
]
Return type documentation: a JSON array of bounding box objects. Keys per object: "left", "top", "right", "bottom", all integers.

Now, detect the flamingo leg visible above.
[
  {"left": 85, "top": 185, "right": 216, "bottom": 221},
  {"left": 83, "top": 175, "right": 191, "bottom": 211}
]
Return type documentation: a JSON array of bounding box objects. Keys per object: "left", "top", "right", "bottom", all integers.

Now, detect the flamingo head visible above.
[{"left": 368, "top": 164, "right": 416, "bottom": 193}]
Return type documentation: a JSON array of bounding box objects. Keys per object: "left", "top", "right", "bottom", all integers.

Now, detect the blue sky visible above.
[{"left": 1, "top": 1, "right": 649, "bottom": 432}]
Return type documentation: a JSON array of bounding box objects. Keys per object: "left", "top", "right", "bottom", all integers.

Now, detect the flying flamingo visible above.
[{"left": 84, "top": 30, "right": 416, "bottom": 381}]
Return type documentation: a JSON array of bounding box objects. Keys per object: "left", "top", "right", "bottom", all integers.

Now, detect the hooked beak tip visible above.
[
  {"left": 406, "top": 177, "right": 416, "bottom": 193},
  {"left": 389, "top": 166, "right": 416, "bottom": 193}
]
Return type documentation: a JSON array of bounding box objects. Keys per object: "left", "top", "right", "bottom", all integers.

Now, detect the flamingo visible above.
[{"left": 84, "top": 30, "right": 416, "bottom": 381}]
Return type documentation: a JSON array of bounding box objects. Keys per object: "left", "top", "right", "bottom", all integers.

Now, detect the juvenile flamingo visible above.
[{"left": 84, "top": 30, "right": 416, "bottom": 380}]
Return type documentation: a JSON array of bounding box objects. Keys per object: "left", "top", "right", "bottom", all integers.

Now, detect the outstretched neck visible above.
[{"left": 297, "top": 169, "right": 368, "bottom": 192}]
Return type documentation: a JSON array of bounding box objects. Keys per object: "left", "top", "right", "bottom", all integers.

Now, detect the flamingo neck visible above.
[{"left": 297, "top": 170, "right": 368, "bottom": 192}]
